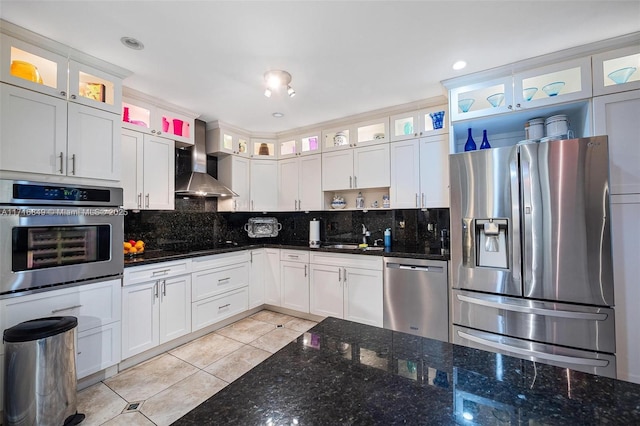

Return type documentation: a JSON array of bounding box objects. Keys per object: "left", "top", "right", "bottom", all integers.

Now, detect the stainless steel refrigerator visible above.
[{"left": 449, "top": 136, "right": 616, "bottom": 378}]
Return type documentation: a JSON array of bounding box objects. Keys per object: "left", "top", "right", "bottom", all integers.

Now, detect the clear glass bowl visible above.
[
  {"left": 486, "top": 93, "right": 505, "bottom": 107},
  {"left": 458, "top": 98, "right": 475, "bottom": 113},
  {"left": 523, "top": 87, "right": 538, "bottom": 101},
  {"left": 542, "top": 81, "right": 565, "bottom": 97},
  {"left": 608, "top": 67, "right": 637, "bottom": 84}
]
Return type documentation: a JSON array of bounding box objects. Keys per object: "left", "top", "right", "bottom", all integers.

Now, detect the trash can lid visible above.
[{"left": 3, "top": 316, "right": 78, "bottom": 343}]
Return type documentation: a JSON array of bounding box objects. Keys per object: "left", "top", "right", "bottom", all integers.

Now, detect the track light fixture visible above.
[{"left": 263, "top": 70, "right": 296, "bottom": 98}]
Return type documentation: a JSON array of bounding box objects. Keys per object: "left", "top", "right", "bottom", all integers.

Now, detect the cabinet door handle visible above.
[
  {"left": 338, "top": 268, "right": 342, "bottom": 282},
  {"left": 508, "top": 105, "right": 513, "bottom": 110},
  {"left": 71, "top": 154, "right": 76, "bottom": 175},
  {"left": 250, "top": 252, "right": 253, "bottom": 263},
  {"left": 58, "top": 152, "right": 64, "bottom": 174},
  {"left": 354, "top": 176, "right": 357, "bottom": 188},
  {"left": 349, "top": 176, "right": 352, "bottom": 188},
  {"left": 70, "top": 94, "right": 76, "bottom": 100},
  {"left": 60, "top": 90, "right": 66, "bottom": 97},
  {"left": 137, "top": 193, "right": 142, "bottom": 209},
  {"left": 415, "top": 193, "right": 419, "bottom": 208},
  {"left": 343, "top": 268, "right": 347, "bottom": 284},
  {"left": 151, "top": 130, "right": 156, "bottom": 134},
  {"left": 421, "top": 193, "right": 425, "bottom": 208},
  {"left": 304, "top": 264, "right": 308, "bottom": 277},
  {"left": 51, "top": 304, "right": 82, "bottom": 314},
  {"left": 154, "top": 282, "right": 159, "bottom": 299},
  {"left": 251, "top": 200, "right": 254, "bottom": 211},
  {"left": 145, "top": 194, "right": 150, "bottom": 208},
  {"left": 162, "top": 279, "right": 167, "bottom": 297},
  {"left": 515, "top": 103, "right": 521, "bottom": 108}
]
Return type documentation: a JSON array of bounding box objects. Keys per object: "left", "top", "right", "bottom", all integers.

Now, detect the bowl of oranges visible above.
[{"left": 124, "top": 239, "right": 145, "bottom": 256}]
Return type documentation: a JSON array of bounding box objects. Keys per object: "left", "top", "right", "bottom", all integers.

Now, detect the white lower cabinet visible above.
[
  {"left": 191, "top": 251, "right": 250, "bottom": 331},
  {"left": 0, "top": 278, "right": 122, "bottom": 411},
  {"left": 264, "top": 248, "right": 282, "bottom": 305},
  {"left": 249, "top": 249, "right": 266, "bottom": 308},
  {"left": 122, "top": 273, "right": 192, "bottom": 360},
  {"left": 280, "top": 250, "right": 310, "bottom": 313},
  {"left": 310, "top": 253, "right": 383, "bottom": 327}
]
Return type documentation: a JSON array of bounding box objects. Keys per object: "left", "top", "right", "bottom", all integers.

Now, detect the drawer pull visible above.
[
  {"left": 288, "top": 255, "right": 299, "bottom": 259},
  {"left": 51, "top": 305, "right": 82, "bottom": 314},
  {"left": 152, "top": 269, "right": 171, "bottom": 276},
  {"left": 218, "top": 277, "right": 231, "bottom": 283},
  {"left": 219, "top": 303, "right": 231, "bottom": 309}
]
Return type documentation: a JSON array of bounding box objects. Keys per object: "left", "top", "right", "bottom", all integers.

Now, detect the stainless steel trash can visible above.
[{"left": 3, "top": 316, "right": 85, "bottom": 426}]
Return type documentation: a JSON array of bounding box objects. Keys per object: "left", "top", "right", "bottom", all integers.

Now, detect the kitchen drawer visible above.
[
  {"left": 124, "top": 259, "right": 191, "bottom": 285},
  {"left": 77, "top": 321, "right": 121, "bottom": 379},
  {"left": 310, "top": 252, "right": 383, "bottom": 271},
  {"left": 280, "top": 250, "right": 309, "bottom": 263},
  {"left": 0, "top": 279, "right": 121, "bottom": 349},
  {"left": 191, "top": 287, "right": 248, "bottom": 331},
  {"left": 192, "top": 262, "right": 249, "bottom": 301},
  {"left": 191, "top": 251, "right": 250, "bottom": 271}
]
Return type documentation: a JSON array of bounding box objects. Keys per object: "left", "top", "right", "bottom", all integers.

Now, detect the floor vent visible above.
[{"left": 123, "top": 401, "right": 143, "bottom": 413}]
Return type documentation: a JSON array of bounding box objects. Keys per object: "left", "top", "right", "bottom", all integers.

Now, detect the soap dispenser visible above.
[{"left": 384, "top": 228, "right": 392, "bottom": 248}]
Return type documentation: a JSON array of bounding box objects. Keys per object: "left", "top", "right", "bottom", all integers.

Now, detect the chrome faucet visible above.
[{"left": 361, "top": 224, "right": 371, "bottom": 244}]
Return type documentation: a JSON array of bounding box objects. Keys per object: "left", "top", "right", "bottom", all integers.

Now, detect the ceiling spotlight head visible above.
[{"left": 263, "top": 70, "right": 294, "bottom": 98}]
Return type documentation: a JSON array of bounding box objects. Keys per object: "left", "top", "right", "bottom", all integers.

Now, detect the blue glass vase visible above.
[
  {"left": 480, "top": 130, "right": 491, "bottom": 149},
  {"left": 464, "top": 128, "right": 476, "bottom": 151}
]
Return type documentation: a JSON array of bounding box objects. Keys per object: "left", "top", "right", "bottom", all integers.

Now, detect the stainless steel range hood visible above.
[{"left": 175, "top": 119, "right": 237, "bottom": 197}]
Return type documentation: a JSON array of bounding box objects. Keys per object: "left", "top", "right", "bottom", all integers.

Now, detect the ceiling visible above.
[{"left": 1, "top": 1, "right": 639, "bottom": 134}]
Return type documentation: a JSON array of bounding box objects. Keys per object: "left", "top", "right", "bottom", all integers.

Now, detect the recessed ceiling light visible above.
[
  {"left": 121, "top": 37, "right": 144, "bottom": 50},
  {"left": 452, "top": 60, "right": 467, "bottom": 71},
  {"left": 272, "top": 112, "right": 284, "bottom": 118}
]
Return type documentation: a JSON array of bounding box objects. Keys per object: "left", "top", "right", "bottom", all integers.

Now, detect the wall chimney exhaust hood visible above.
[{"left": 175, "top": 119, "right": 237, "bottom": 198}]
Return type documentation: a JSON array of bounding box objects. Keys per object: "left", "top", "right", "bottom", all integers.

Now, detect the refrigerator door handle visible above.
[
  {"left": 456, "top": 294, "right": 609, "bottom": 321},
  {"left": 457, "top": 330, "right": 610, "bottom": 367},
  {"left": 520, "top": 151, "right": 534, "bottom": 287}
]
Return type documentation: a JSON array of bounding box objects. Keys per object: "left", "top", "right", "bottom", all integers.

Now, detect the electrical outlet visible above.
[{"left": 399, "top": 221, "right": 405, "bottom": 229}]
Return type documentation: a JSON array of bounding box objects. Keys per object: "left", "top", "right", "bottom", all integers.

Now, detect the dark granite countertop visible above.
[
  {"left": 124, "top": 242, "right": 448, "bottom": 267},
  {"left": 173, "top": 317, "right": 640, "bottom": 425}
]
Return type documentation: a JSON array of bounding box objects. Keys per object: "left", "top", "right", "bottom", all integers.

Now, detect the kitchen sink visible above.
[
  {"left": 322, "top": 244, "right": 361, "bottom": 250},
  {"left": 322, "top": 244, "right": 385, "bottom": 251}
]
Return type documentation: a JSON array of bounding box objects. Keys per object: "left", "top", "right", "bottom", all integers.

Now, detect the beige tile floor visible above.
[{"left": 77, "top": 310, "right": 318, "bottom": 426}]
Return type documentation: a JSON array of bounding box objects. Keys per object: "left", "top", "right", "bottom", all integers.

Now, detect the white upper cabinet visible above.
[
  {"left": 354, "top": 117, "right": 389, "bottom": 146},
  {"left": 1, "top": 34, "right": 69, "bottom": 99},
  {"left": 390, "top": 106, "right": 448, "bottom": 142},
  {"left": 322, "top": 144, "right": 390, "bottom": 192},
  {"left": 122, "top": 89, "right": 196, "bottom": 147},
  {"left": 217, "top": 155, "right": 250, "bottom": 212},
  {"left": 278, "top": 131, "right": 321, "bottom": 159},
  {"left": 206, "top": 124, "right": 250, "bottom": 157},
  {"left": 449, "top": 57, "right": 592, "bottom": 123},
  {"left": 278, "top": 154, "right": 322, "bottom": 211},
  {"left": 1, "top": 34, "right": 123, "bottom": 114},
  {"left": 250, "top": 138, "right": 278, "bottom": 159},
  {"left": 592, "top": 45, "right": 640, "bottom": 96},
  {"left": 250, "top": 160, "right": 278, "bottom": 211}
]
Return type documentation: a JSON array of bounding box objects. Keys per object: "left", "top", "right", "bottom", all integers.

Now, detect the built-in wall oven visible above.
[{"left": 0, "top": 179, "right": 124, "bottom": 297}]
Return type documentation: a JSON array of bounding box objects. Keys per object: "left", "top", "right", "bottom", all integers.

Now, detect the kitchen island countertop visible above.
[
  {"left": 173, "top": 317, "right": 640, "bottom": 425},
  {"left": 124, "top": 242, "right": 448, "bottom": 267}
]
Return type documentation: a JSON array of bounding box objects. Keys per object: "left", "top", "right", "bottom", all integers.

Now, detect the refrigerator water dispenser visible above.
[{"left": 476, "top": 219, "right": 508, "bottom": 268}]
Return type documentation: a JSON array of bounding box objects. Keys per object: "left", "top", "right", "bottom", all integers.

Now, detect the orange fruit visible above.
[
  {"left": 124, "top": 242, "right": 132, "bottom": 249},
  {"left": 129, "top": 246, "right": 138, "bottom": 253}
]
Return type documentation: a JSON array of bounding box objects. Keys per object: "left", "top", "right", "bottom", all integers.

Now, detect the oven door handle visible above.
[{"left": 457, "top": 330, "right": 610, "bottom": 367}]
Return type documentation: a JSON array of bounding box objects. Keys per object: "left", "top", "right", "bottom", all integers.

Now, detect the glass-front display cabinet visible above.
[
  {"left": 322, "top": 126, "right": 352, "bottom": 152},
  {"left": 390, "top": 106, "right": 448, "bottom": 141},
  {"left": 1, "top": 34, "right": 67, "bottom": 99},
  {"left": 69, "top": 60, "right": 121, "bottom": 114},
  {"left": 206, "top": 126, "right": 250, "bottom": 157},
  {"left": 513, "top": 57, "right": 592, "bottom": 109},
  {"left": 250, "top": 138, "right": 277, "bottom": 159},
  {"left": 279, "top": 132, "right": 321, "bottom": 158},
  {"left": 449, "top": 75, "right": 514, "bottom": 121},
  {"left": 355, "top": 117, "right": 389, "bottom": 146},
  {"left": 592, "top": 45, "right": 640, "bottom": 96}
]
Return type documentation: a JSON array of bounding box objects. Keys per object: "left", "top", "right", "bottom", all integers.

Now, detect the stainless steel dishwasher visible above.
[{"left": 383, "top": 257, "right": 449, "bottom": 342}]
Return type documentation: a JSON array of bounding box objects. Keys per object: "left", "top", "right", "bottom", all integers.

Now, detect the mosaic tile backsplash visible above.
[{"left": 125, "top": 201, "right": 449, "bottom": 255}]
